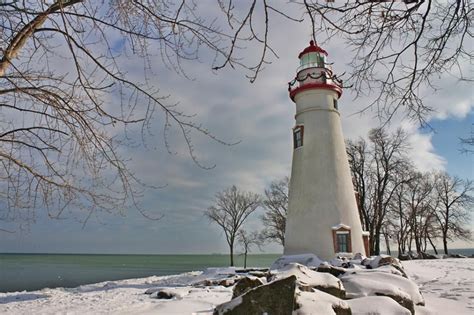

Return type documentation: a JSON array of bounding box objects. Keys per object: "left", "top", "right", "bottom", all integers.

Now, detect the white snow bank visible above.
[
  {"left": 346, "top": 296, "right": 411, "bottom": 315},
  {"left": 404, "top": 258, "right": 474, "bottom": 315},
  {"left": 201, "top": 267, "right": 236, "bottom": 277},
  {"left": 363, "top": 255, "right": 403, "bottom": 270},
  {"left": 340, "top": 270, "right": 424, "bottom": 305},
  {"left": 293, "top": 289, "right": 349, "bottom": 315},
  {"left": 270, "top": 253, "right": 324, "bottom": 270},
  {"left": 273, "top": 263, "right": 343, "bottom": 290}
]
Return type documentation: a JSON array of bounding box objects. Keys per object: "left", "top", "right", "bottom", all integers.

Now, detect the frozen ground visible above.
[
  {"left": 404, "top": 258, "right": 473, "bottom": 315},
  {"left": 0, "top": 258, "right": 472, "bottom": 314}
]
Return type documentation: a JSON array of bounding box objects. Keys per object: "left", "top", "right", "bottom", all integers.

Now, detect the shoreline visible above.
[{"left": 0, "top": 258, "right": 472, "bottom": 314}]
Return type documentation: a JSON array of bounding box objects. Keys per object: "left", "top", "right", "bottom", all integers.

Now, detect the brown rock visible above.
[
  {"left": 317, "top": 264, "right": 347, "bottom": 277},
  {"left": 231, "top": 277, "right": 264, "bottom": 299},
  {"left": 376, "top": 293, "right": 415, "bottom": 315},
  {"left": 214, "top": 275, "right": 297, "bottom": 315}
]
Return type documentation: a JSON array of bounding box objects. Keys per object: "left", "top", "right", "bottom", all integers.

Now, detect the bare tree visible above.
[
  {"left": 260, "top": 177, "right": 289, "bottom": 246},
  {"left": 304, "top": 0, "right": 473, "bottom": 123},
  {"left": 402, "top": 171, "right": 436, "bottom": 254},
  {"left": 347, "top": 139, "right": 371, "bottom": 232},
  {"left": 205, "top": 185, "right": 261, "bottom": 266},
  {"left": 2, "top": 1, "right": 470, "bottom": 231},
  {"left": 433, "top": 172, "right": 473, "bottom": 255},
  {"left": 237, "top": 229, "right": 262, "bottom": 269},
  {"left": 0, "top": 1, "right": 290, "bottom": 230},
  {"left": 347, "top": 128, "right": 411, "bottom": 255}
]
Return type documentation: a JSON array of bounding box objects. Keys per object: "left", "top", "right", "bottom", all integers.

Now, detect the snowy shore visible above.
[{"left": 0, "top": 258, "right": 472, "bottom": 314}]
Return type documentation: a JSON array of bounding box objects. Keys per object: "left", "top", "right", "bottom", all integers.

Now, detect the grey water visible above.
[
  {"left": 2, "top": 249, "right": 473, "bottom": 293},
  {"left": 0, "top": 253, "right": 280, "bottom": 293}
]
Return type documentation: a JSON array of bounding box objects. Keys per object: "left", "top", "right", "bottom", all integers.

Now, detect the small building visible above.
[{"left": 284, "top": 41, "right": 368, "bottom": 260}]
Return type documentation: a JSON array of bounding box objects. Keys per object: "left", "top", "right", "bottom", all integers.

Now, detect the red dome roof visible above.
[{"left": 298, "top": 40, "right": 328, "bottom": 58}]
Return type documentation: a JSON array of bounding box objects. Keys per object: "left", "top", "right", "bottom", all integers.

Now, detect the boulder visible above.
[
  {"left": 398, "top": 253, "right": 412, "bottom": 261},
  {"left": 317, "top": 263, "right": 347, "bottom": 277},
  {"left": 294, "top": 290, "right": 351, "bottom": 315},
  {"left": 272, "top": 263, "right": 346, "bottom": 299},
  {"left": 375, "top": 292, "right": 415, "bottom": 314},
  {"left": 271, "top": 254, "right": 324, "bottom": 270},
  {"left": 153, "top": 289, "right": 182, "bottom": 300},
  {"left": 231, "top": 277, "right": 264, "bottom": 299},
  {"left": 448, "top": 253, "right": 467, "bottom": 258},
  {"left": 362, "top": 255, "right": 407, "bottom": 277},
  {"left": 340, "top": 270, "right": 424, "bottom": 314},
  {"left": 346, "top": 296, "right": 411, "bottom": 315},
  {"left": 353, "top": 253, "right": 366, "bottom": 261},
  {"left": 419, "top": 252, "right": 438, "bottom": 260},
  {"left": 213, "top": 275, "right": 297, "bottom": 315}
]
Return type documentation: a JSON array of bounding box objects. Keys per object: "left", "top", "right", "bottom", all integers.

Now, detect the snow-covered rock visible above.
[
  {"left": 272, "top": 263, "right": 346, "bottom": 298},
  {"left": 231, "top": 277, "right": 264, "bottom": 299},
  {"left": 316, "top": 263, "right": 348, "bottom": 277},
  {"left": 294, "top": 289, "right": 350, "bottom": 315},
  {"left": 362, "top": 255, "right": 403, "bottom": 270},
  {"left": 341, "top": 270, "right": 424, "bottom": 314},
  {"left": 214, "top": 275, "right": 297, "bottom": 315},
  {"left": 270, "top": 254, "right": 324, "bottom": 270},
  {"left": 346, "top": 296, "right": 411, "bottom": 315}
]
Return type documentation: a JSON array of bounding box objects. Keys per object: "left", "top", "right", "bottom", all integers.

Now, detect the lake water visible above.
[
  {"left": 0, "top": 254, "right": 279, "bottom": 293},
  {"left": 1, "top": 249, "right": 472, "bottom": 293}
]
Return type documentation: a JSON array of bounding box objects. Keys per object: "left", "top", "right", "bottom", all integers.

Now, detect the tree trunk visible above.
[
  {"left": 369, "top": 226, "right": 377, "bottom": 255},
  {"left": 384, "top": 233, "right": 391, "bottom": 255},
  {"left": 443, "top": 236, "right": 448, "bottom": 255},
  {"left": 373, "top": 224, "right": 382, "bottom": 255},
  {"left": 229, "top": 242, "right": 234, "bottom": 266},
  {"left": 428, "top": 236, "right": 438, "bottom": 255},
  {"left": 244, "top": 249, "right": 248, "bottom": 269}
]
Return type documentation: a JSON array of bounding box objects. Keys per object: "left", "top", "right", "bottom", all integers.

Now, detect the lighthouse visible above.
[{"left": 284, "top": 41, "right": 367, "bottom": 260}]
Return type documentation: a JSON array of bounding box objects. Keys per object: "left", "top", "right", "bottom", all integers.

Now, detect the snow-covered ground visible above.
[
  {"left": 404, "top": 258, "right": 473, "bottom": 315},
  {"left": 0, "top": 258, "right": 472, "bottom": 314}
]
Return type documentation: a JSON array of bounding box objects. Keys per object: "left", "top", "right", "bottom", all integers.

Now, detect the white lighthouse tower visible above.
[{"left": 284, "top": 41, "right": 367, "bottom": 260}]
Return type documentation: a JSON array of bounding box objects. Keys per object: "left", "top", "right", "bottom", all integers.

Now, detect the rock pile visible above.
[{"left": 212, "top": 254, "right": 425, "bottom": 315}]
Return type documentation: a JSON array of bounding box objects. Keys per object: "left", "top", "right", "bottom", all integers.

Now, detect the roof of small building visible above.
[{"left": 298, "top": 40, "right": 328, "bottom": 58}]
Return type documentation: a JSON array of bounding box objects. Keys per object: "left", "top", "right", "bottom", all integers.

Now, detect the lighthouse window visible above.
[
  {"left": 336, "top": 233, "right": 349, "bottom": 252},
  {"left": 317, "top": 55, "right": 325, "bottom": 67},
  {"left": 333, "top": 98, "right": 338, "bottom": 110},
  {"left": 293, "top": 126, "right": 304, "bottom": 149}
]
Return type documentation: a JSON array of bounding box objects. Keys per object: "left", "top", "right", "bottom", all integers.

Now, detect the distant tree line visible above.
[
  {"left": 206, "top": 127, "right": 473, "bottom": 265},
  {"left": 347, "top": 128, "right": 473, "bottom": 256}
]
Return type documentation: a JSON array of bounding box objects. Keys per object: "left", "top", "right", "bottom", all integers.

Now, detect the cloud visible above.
[{"left": 407, "top": 132, "right": 447, "bottom": 172}]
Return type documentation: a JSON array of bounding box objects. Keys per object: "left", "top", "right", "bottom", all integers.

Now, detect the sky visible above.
[{"left": 1, "top": 2, "right": 473, "bottom": 254}]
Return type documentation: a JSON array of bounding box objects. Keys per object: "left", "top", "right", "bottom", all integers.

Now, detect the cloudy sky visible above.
[{"left": 1, "top": 2, "right": 472, "bottom": 254}]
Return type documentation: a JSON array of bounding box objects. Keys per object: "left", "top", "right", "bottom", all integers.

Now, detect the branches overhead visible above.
[
  {"left": 1, "top": 0, "right": 470, "bottom": 231},
  {"left": 0, "top": 1, "right": 288, "bottom": 229},
  {"left": 303, "top": 0, "right": 473, "bottom": 123}
]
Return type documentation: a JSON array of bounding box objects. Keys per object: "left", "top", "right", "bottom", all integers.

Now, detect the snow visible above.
[
  {"left": 270, "top": 253, "right": 324, "bottom": 270},
  {"left": 346, "top": 296, "right": 411, "bottom": 315},
  {"left": 293, "top": 289, "right": 349, "bottom": 315},
  {"left": 331, "top": 223, "right": 351, "bottom": 230},
  {"left": 341, "top": 270, "right": 424, "bottom": 305},
  {"left": 0, "top": 258, "right": 472, "bottom": 314},
  {"left": 404, "top": 258, "right": 474, "bottom": 315},
  {"left": 273, "top": 263, "right": 343, "bottom": 290}
]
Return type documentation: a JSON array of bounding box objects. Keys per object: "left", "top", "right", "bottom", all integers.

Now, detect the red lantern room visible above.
[{"left": 288, "top": 40, "right": 343, "bottom": 102}]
